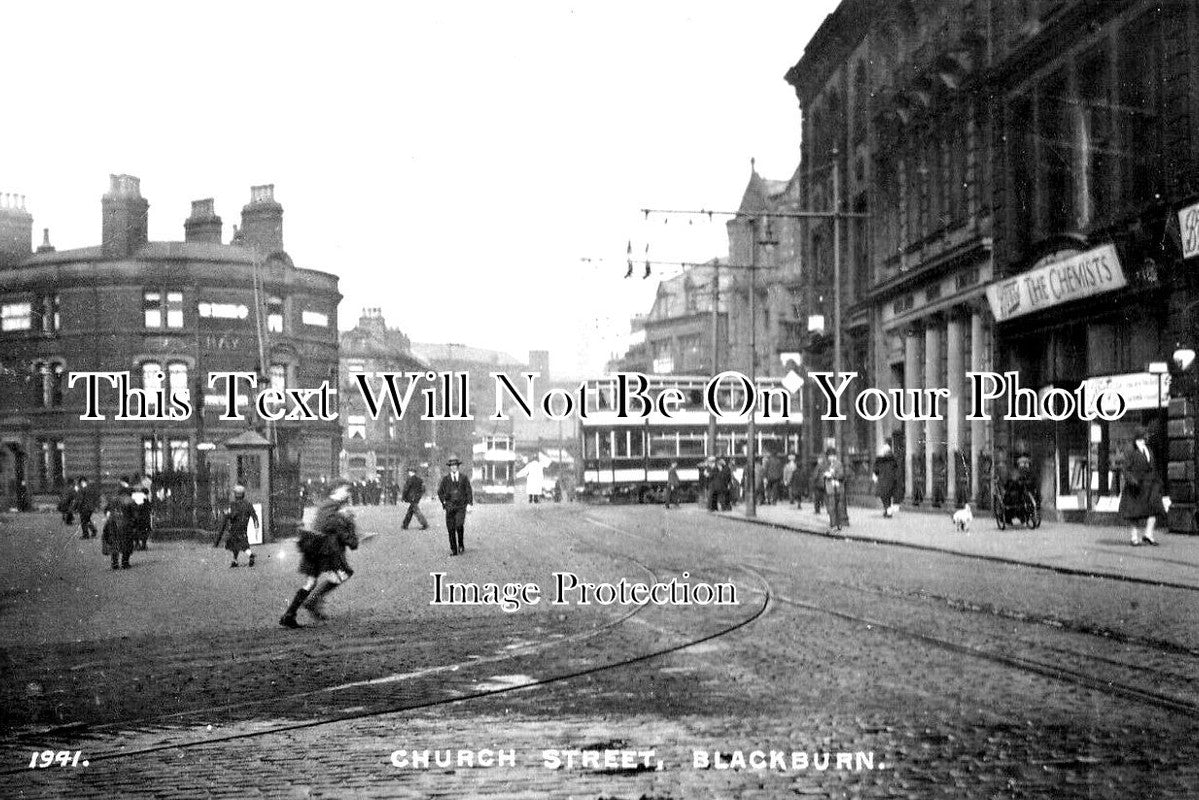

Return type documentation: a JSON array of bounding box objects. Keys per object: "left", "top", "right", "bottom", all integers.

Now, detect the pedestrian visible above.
[
  {"left": 521, "top": 458, "right": 545, "bottom": 504},
  {"left": 783, "top": 455, "right": 797, "bottom": 505},
  {"left": 810, "top": 455, "right": 827, "bottom": 515},
  {"left": 280, "top": 480, "right": 359, "bottom": 628},
  {"left": 719, "top": 459, "right": 734, "bottom": 511},
  {"left": 699, "top": 457, "right": 714, "bottom": 508},
  {"left": 437, "top": 455, "right": 474, "bottom": 556},
  {"left": 400, "top": 467, "right": 429, "bottom": 530},
  {"left": 664, "top": 460, "right": 680, "bottom": 508},
  {"left": 58, "top": 479, "right": 79, "bottom": 525},
  {"left": 765, "top": 453, "right": 784, "bottom": 505},
  {"left": 215, "top": 485, "right": 258, "bottom": 567},
  {"left": 102, "top": 476, "right": 138, "bottom": 570},
  {"left": 873, "top": 444, "right": 899, "bottom": 518},
  {"left": 823, "top": 447, "right": 848, "bottom": 532},
  {"left": 1119, "top": 427, "right": 1163, "bottom": 546},
  {"left": 130, "top": 475, "right": 152, "bottom": 551},
  {"left": 75, "top": 477, "right": 99, "bottom": 539}
]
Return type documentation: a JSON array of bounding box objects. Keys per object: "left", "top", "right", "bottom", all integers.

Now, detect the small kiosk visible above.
[{"left": 217, "top": 430, "right": 273, "bottom": 543}]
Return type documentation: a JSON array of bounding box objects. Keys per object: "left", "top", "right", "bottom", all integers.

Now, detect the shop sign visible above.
[
  {"left": 1179, "top": 200, "right": 1199, "bottom": 259},
  {"left": 651, "top": 356, "right": 674, "bottom": 374},
  {"left": 1079, "top": 371, "right": 1170, "bottom": 414},
  {"left": 985, "top": 243, "right": 1125, "bottom": 322}
]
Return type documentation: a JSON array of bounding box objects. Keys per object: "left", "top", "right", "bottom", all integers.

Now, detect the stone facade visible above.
[{"left": 0, "top": 176, "right": 341, "bottom": 509}]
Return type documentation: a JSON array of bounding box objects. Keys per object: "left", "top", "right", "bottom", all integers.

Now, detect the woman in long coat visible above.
[
  {"left": 873, "top": 444, "right": 899, "bottom": 518},
  {"left": 1119, "top": 427, "right": 1164, "bottom": 546}
]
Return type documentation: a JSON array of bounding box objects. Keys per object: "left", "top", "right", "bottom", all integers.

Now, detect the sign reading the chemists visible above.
[{"left": 985, "top": 243, "right": 1126, "bottom": 322}]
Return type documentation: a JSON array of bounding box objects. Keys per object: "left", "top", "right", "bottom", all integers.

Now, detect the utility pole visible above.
[
  {"left": 746, "top": 223, "right": 759, "bottom": 518},
  {"left": 707, "top": 260, "right": 720, "bottom": 458},
  {"left": 832, "top": 149, "right": 843, "bottom": 460}
]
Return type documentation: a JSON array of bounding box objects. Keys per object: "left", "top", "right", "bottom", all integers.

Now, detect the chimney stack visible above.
[
  {"left": 239, "top": 184, "right": 283, "bottom": 253},
  {"left": 36, "top": 228, "right": 55, "bottom": 253},
  {"left": 184, "top": 198, "right": 223, "bottom": 243},
  {"left": 0, "top": 193, "right": 33, "bottom": 267},
  {"left": 101, "top": 174, "right": 149, "bottom": 258}
]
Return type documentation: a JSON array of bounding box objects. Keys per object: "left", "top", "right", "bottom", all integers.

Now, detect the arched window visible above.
[{"left": 168, "top": 362, "right": 189, "bottom": 400}]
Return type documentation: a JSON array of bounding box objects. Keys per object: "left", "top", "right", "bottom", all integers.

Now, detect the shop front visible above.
[{"left": 988, "top": 242, "right": 1170, "bottom": 524}]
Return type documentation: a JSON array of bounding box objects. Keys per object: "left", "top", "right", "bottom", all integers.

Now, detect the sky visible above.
[{"left": 3, "top": 1, "right": 839, "bottom": 378}]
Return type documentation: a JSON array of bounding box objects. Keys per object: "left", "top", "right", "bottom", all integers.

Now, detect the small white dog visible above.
[{"left": 952, "top": 503, "right": 973, "bottom": 532}]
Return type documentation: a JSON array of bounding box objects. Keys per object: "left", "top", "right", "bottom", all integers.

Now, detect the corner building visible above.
[
  {"left": 990, "top": 0, "right": 1199, "bottom": 526},
  {"left": 0, "top": 176, "right": 341, "bottom": 510},
  {"left": 786, "top": 0, "right": 997, "bottom": 509}
]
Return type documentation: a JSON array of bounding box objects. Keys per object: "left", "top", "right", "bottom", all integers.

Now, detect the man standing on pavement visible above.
[
  {"left": 437, "top": 456, "right": 473, "bottom": 556},
  {"left": 215, "top": 485, "right": 258, "bottom": 568},
  {"left": 765, "top": 453, "right": 784, "bottom": 505},
  {"left": 873, "top": 444, "right": 899, "bottom": 518},
  {"left": 75, "top": 477, "right": 99, "bottom": 539},
  {"left": 823, "top": 447, "right": 849, "bottom": 532},
  {"left": 783, "top": 455, "right": 797, "bottom": 506},
  {"left": 280, "top": 480, "right": 359, "bottom": 628},
  {"left": 102, "top": 476, "right": 138, "bottom": 570},
  {"left": 58, "top": 479, "right": 78, "bottom": 525},
  {"left": 664, "top": 460, "right": 680, "bottom": 508},
  {"left": 400, "top": 467, "right": 429, "bottom": 530}
]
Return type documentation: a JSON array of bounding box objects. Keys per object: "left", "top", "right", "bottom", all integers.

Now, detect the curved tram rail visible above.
[{"left": 0, "top": 550, "right": 772, "bottom": 776}]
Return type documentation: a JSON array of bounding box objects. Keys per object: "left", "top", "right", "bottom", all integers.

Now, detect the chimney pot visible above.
[
  {"left": 185, "top": 197, "right": 222, "bottom": 244},
  {"left": 101, "top": 173, "right": 149, "bottom": 257}
]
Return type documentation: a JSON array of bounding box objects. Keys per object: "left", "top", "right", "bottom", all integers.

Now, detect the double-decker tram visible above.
[{"left": 577, "top": 374, "right": 801, "bottom": 503}]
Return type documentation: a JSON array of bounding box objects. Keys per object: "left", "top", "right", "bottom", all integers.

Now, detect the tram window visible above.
[
  {"left": 649, "top": 433, "right": 678, "bottom": 457},
  {"left": 599, "top": 432, "right": 612, "bottom": 458},
  {"left": 679, "top": 434, "right": 705, "bottom": 457},
  {"left": 629, "top": 431, "right": 645, "bottom": 457},
  {"left": 614, "top": 431, "right": 629, "bottom": 457}
]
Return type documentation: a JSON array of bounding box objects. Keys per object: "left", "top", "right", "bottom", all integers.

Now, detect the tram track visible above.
[
  {"left": 746, "top": 562, "right": 1199, "bottom": 719},
  {"left": 0, "top": 518, "right": 774, "bottom": 774}
]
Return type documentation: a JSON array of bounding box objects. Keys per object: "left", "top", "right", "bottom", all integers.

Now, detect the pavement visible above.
[
  {"left": 1, "top": 503, "right": 1197, "bottom": 798},
  {"left": 712, "top": 498, "right": 1199, "bottom": 590}
]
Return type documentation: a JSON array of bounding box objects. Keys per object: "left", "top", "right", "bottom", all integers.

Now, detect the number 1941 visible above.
[{"left": 29, "top": 750, "right": 84, "bottom": 768}]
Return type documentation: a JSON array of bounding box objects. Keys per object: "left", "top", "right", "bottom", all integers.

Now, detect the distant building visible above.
[
  {"left": 0, "top": 176, "right": 341, "bottom": 510},
  {"left": 609, "top": 260, "right": 731, "bottom": 376},
  {"left": 338, "top": 308, "right": 428, "bottom": 485}
]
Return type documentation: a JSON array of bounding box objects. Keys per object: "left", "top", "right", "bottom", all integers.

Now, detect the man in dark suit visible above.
[
  {"left": 75, "top": 477, "right": 100, "bottom": 539},
  {"left": 437, "top": 456, "right": 473, "bottom": 555},
  {"left": 400, "top": 467, "right": 429, "bottom": 530}
]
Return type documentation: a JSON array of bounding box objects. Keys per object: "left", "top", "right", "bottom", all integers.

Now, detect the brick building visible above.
[
  {"left": 0, "top": 176, "right": 341, "bottom": 510},
  {"left": 338, "top": 308, "right": 429, "bottom": 485}
]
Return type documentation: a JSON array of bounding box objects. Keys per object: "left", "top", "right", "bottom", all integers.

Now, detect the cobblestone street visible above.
[{"left": 1, "top": 503, "right": 1197, "bottom": 798}]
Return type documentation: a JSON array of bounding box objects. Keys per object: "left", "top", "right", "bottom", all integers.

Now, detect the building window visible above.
[
  {"left": 169, "top": 439, "right": 190, "bottom": 471},
  {"left": 37, "top": 438, "right": 66, "bottom": 491},
  {"left": 168, "top": 362, "right": 189, "bottom": 402},
  {"left": 141, "top": 362, "right": 163, "bottom": 415},
  {"left": 2, "top": 301, "right": 32, "bottom": 331},
  {"left": 165, "top": 292, "right": 183, "bottom": 328},
  {"left": 40, "top": 294, "right": 61, "bottom": 333},
  {"left": 348, "top": 415, "right": 366, "bottom": 439},
  {"left": 302, "top": 310, "right": 329, "bottom": 327},
  {"left": 198, "top": 302, "right": 249, "bottom": 319},
  {"left": 142, "top": 437, "right": 163, "bottom": 476},
  {"left": 269, "top": 364, "right": 287, "bottom": 393},
  {"left": 267, "top": 297, "right": 284, "bottom": 333}
]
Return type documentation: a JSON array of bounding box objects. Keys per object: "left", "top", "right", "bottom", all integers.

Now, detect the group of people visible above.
[{"left": 63, "top": 475, "right": 154, "bottom": 570}]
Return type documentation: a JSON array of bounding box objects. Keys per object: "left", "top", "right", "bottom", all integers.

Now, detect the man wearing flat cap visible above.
[{"left": 437, "top": 456, "right": 473, "bottom": 556}]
